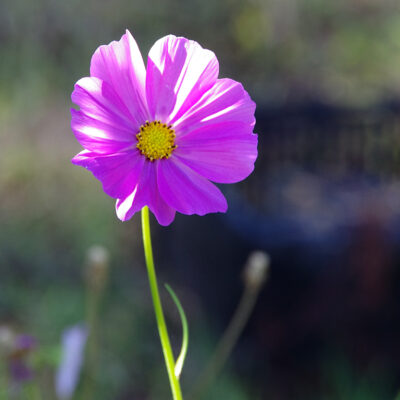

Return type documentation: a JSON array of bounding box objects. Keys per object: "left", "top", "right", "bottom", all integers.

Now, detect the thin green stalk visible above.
[
  {"left": 190, "top": 251, "right": 269, "bottom": 400},
  {"left": 190, "top": 285, "right": 261, "bottom": 400},
  {"left": 81, "top": 246, "right": 109, "bottom": 400},
  {"left": 81, "top": 286, "right": 100, "bottom": 400},
  {"left": 0, "top": 356, "right": 8, "bottom": 400},
  {"left": 141, "top": 207, "right": 183, "bottom": 400}
]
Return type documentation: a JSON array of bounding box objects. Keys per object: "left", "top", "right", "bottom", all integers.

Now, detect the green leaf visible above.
[{"left": 165, "top": 284, "right": 189, "bottom": 379}]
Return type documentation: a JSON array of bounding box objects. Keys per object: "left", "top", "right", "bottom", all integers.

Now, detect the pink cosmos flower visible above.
[{"left": 71, "top": 30, "right": 257, "bottom": 226}]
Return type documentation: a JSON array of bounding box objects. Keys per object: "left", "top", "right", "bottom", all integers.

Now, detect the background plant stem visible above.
[{"left": 190, "top": 284, "right": 263, "bottom": 400}]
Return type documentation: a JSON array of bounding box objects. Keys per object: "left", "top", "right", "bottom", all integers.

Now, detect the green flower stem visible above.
[
  {"left": 82, "top": 283, "right": 101, "bottom": 400},
  {"left": 82, "top": 247, "right": 109, "bottom": 400},
  {"left": 0, "top": 355, "right": 8, "bottom": 400},
  {"left": 141, "top": 206, "right": 183, "bottom": 400}
]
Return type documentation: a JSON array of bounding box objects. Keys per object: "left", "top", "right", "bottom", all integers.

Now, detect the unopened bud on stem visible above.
[
  {"left": 84, "top": 245, "right": 110, "bottom": 292},
  {"left": 243, "top": 251, "right": 270, "bottom": 290},
  {"left": 0, "top": 326, "right": 15, "bottom": 353}
]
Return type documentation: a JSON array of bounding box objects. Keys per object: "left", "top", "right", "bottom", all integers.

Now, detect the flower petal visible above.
[
  {"left": 72, "top": 77, "right": 137, "bottom": 134},
  {"left": 172, "top": 78, "right": 256, "bottom": 136},
  {"left": 72, "top": 149, "right": 144, "bottom": 199},
  {"left": 71, "top": 109, "right": 134, "bottom": 154},
  {"left": 90, "top": 30, "right": 149, "bottom": 127},
  {"left": 157, "top": 157, "right": 227, "bottom": 216},
  {"left": 174, "top": 121, "right": 257, "bottom": 183},
  {"left": 116, "top": 160, "right": 176, "bottom": 226},
  {"left": 146, "top": 35, "right": 219, "bottom": 122}
]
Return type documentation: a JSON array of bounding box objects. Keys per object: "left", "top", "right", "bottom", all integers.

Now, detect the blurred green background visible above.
[{"left": 2, "top": 0, "right": 400, "bottom": 399}]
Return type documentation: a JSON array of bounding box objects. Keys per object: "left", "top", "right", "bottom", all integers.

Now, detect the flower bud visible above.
[
  {"left": 84, "top": 245, "right": 110, "bottom": 292},
  {"left": 0, "top": 326, "right": 15, "bottom": 353},
  {"left": 243, "top": 251, "right": 270, "bottom": 290}
]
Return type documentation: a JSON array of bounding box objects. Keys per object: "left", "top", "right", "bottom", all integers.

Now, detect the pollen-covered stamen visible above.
[{"left": 136, "top": 120, "right": 177, "bottom": 161}]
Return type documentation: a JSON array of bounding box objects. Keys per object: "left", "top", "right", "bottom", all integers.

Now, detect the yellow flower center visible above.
[{"left": 136, "top": 121, "right": 177, "bottom": 161}]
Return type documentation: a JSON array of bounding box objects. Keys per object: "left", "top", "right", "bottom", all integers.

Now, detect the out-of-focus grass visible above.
[
  {"left": 321, "top": 351, "right": 394, "bottom": 400},
  {"left": 2, "top": 0, "right": 400, "bottom": 398},
  {"left": 2, "top": 0, "right": 400, "bottom": 106}
]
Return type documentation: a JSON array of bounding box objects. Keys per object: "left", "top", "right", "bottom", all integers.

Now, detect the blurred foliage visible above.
[
  {"left": 1, "top": 0, "right": 400, "bottom": 399},
  {"left": 1, "top": 0, "right": 400, "bottom": 108},
  {"left": 321, "top": 351, "right": 394, "bottom": 400}
]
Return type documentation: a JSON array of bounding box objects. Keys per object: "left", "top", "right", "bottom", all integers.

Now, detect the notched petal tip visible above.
[{"left": 146, "top": 34, "right": 219, "bottom": 122}]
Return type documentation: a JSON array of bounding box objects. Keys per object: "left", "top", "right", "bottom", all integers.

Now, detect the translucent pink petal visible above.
[
  {"left": 72, "top": 149, "right": 144, "bottom": 199},
  {"left": 157, "top": 157, "right": 227, "bottom": 216},
  {"left": 146, "top": 35, "right": 219, "bottom": 122},
  {"left": 90, "top": 30, "right": 149, "bottom": 126},
  {"left": 116, "top": 161, "right": 176, "bottom": 226},
  {"left": 174, "top": 121, "right": 257, "bottom": 183},
  {"left": 172, "top": 78, "right": 256, "bottom": 136},
  {"left": 71, "top": 109, "right": 134, "bottom": 154},
  {"left": 72, "top": 77, "right": 136, "bottom": 133}
]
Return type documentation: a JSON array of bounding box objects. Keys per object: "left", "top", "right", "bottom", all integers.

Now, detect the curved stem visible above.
[
  {"left": 141, "top": 206, "right": 183, "bottom": 400},
  {"left": 165, "top": 284, "right": 189, "bottom": 379}
]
